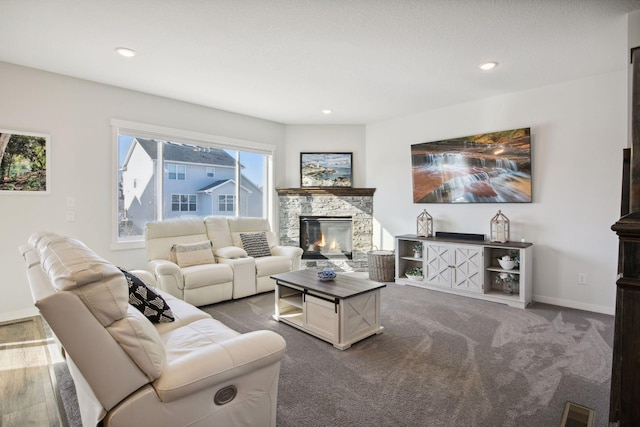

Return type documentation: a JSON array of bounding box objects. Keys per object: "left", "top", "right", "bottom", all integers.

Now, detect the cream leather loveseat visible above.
[
  {"left": 20, "top": 232, "right": 286, "bottom": 427},
  {"left": 145, "top": 216, "right": 303, "bottom": 306}
]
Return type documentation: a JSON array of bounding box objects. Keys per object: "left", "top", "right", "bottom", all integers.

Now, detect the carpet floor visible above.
[{"left": 56, "top": 283, "right": 614, "bottom": 426}]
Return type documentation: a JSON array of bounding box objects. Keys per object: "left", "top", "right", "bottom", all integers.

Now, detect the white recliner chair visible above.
[{"left": 20, "top": 232, "right": 286, "bottom": 427}]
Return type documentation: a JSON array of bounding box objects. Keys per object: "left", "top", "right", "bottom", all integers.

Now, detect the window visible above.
[
  {"left": 168, "top": 164, "right": 186, "bottom": 180},
  {"left": 218, "top": 194, "right": 235, "bottom": 212},
  {"left": 172, "top": 194, "right": 197, "bottom": 212},
  {"left": 113, "top": 119, "right": 274, "bottom": 247}
]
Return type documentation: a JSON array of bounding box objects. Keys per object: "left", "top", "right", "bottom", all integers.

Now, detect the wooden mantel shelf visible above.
[{"left": 276, "top": 188, "right": 376, "bottom": 196}]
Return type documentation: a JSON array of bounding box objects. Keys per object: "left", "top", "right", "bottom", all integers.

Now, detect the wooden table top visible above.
[{"left": 271, "top": 269, "right": 386, "bottom": 299}]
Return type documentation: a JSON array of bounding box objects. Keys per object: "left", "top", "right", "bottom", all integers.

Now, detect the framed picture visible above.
[
  {"left": 411, "top": 127, "right": 531, "bottom": 203},
  {"left": 0, "top": 129, "right": 50, "bottom": 194},
  {"left": 300, "top": 152, "right": 353, "bottom": 188}
]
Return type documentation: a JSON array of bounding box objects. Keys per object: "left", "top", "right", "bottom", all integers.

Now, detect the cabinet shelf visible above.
[
  {"left": 483, "top": 289, "right": 521, "bottom": 301},
  {"left": 277, "top": 306, "right": 303, "bottom": 327},
  {"left": 486, "top": 266, "right": 521, "bottom": 274},
  {"left": 280, "top": 295, "right": 303, "bottom": 309}
]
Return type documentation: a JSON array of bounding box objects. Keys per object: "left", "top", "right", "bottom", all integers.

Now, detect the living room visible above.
[{"left": 1, "top": 2, "right": 640, "bottom": 426}]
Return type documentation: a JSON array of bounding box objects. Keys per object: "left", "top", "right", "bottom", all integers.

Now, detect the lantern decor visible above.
[
  {"left": 490, "top": 210, "right": 510, "bottom": 243},
  {"left": 416, "top": 209, "right": 433, "bottom": 237}
]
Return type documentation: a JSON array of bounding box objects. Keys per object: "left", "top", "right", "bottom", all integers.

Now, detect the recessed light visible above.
[
  {"left": 322, "top": 109, "right": 333, "bottom": 115},
  {"left": 479, "top": 61, "right": 498, "bottom": 71},
  {"left": 115, "top": 47, "right": 136, "bottom": 58}
]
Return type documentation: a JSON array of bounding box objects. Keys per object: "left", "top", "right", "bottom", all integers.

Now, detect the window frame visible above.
[
  {"left": 168, "top": 164, "right": 187, "bottom": 180},
  {"left": 218, "top": 194, "right": 235, "bottom": 212},
  {"left": 111, "top": 119, "right": 275, "bottom": 250},
  {"left": 172, "top": 193, "right": 197, "bottom": 212}
]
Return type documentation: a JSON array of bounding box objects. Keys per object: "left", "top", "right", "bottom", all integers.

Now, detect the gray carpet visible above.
[{"left": 56, "top": 283, "right": 614, "bottom": 426}]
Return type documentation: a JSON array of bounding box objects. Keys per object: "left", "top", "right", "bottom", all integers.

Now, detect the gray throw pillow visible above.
[{"left": 240, "top": 232, "right": 272, "bottom": 258}]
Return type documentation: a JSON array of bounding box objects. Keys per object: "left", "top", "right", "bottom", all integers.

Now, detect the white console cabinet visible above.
[{"left": 395, "top": 235, "right": 533, "bottom": 309}]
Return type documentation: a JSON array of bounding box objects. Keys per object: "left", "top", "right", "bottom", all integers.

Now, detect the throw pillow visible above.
[
  {"left": 119, "top": 268, "right": 175, "bottom": 323},
  {"left": 170, "top": 240, "right": 215, "bottom": 267},
  {"left": 240, "top": 232, "right": 272, "bottom": 258}
]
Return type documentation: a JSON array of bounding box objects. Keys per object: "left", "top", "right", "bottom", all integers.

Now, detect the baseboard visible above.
[
  {"left": 533, "top": 295, "right": 614, "bottom": 315},
  {"left": 0, "top": 307, "right": 39, "bottom": 324}
]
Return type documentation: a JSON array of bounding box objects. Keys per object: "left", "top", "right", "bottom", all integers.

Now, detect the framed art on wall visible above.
[
  {"left": 410, "top": 127, "right": 531, "bottom": 203},
  {"left": 0, "top": 129, "right": 50, "bottom": 194},
  {"left": 301, "top": 152, "right": 352, "bottom": 187}
]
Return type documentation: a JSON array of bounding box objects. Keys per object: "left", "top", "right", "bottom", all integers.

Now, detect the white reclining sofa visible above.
[
  {"left": 145, "top": 216, "right": 303, "bottom": 306},
  {"left": 20, "top": 232, "right": 286, "bottom": 427}
]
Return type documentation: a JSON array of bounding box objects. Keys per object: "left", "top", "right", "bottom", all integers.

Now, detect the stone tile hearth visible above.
[{"left": 277, "top": 188, "right": 375, "bottom": 272}]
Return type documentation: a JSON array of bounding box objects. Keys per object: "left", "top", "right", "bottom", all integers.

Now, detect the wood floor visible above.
[{"left": 0, "top": 316, "right": 68, "bottom": 427}]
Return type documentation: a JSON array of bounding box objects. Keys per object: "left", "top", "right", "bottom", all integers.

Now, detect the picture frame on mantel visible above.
[
  {"left": 300, "top": 152, "right": 353, "bottom": 188},
  {"left": 0, "top": 129, "right": 50, "bottom": 194}
]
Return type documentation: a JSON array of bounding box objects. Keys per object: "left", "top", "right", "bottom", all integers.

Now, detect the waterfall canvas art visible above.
[{"left": 411, "top": 128, "right": 532, "bottom": 203}]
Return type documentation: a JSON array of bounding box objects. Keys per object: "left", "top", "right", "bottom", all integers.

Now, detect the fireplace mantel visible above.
[{"left": 276, "top": 188, "right": 375, "bottom": 197}]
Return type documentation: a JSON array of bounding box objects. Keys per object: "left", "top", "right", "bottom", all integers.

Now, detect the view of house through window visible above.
[{"left": 117, "top": 133, "right": 269, "bottom": 241}]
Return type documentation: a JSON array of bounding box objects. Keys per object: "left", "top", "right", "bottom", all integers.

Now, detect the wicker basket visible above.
[{"left": 367, "top": 250, "right": 395, "bottom": 282}]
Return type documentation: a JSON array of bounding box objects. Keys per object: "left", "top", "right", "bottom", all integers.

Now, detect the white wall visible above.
[
  {"left": 366, "top": 71, "right": 628, "bottom": 314},
  {"left": 0, "top": 62, "right": 285, "bottom": 322},
  {"left": 283, "top": 125, "right": 366, "bottom": 188},
  {"left": 1, "top": 57, "right": 629, "bottom": 319}
]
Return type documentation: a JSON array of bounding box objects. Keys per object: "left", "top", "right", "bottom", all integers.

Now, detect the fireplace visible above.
[
  {"left": 300, "top": 216, "right": 353, "bottom": 259},
  {"left": 277, "top": 187, "right": 375, "bottom": 272}
]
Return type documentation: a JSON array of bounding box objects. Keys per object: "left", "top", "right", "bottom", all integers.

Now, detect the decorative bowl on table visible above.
[
  {"left": 497, "top": 258, "right": 516, "bottom": 270},
  {"left": 317, "top": 268, "right": 336, "bottom": 281}
]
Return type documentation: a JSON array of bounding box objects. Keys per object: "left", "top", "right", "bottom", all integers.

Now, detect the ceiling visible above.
[{"left": 2, "top": 0, "right": 640, "bottom": 124}]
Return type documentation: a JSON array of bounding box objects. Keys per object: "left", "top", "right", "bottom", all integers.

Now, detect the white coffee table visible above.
[{"left": 271, "top": 270, "right": 385, "bottom": 350}]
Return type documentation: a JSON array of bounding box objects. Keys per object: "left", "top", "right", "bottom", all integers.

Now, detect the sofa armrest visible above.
[
  {"left": 148, "top": 259, "right": 184, "bottom": 298},
  {"left": 153, "top": 330, "right": 286, "bottom": 402},
  {"left": 130, "top": 270, "right": 156, "bottom": 287},
  {"left": 215, "top": 246, "right": 248, "bottom": 259},
  {"left": 218, "top": 257, "right": 257, "bottom": 299},
  {"left": 271, "top": 245, "right": 303, "bottom": 258},
  {"left": 271, "top": 246, "right": 303, "bottom": 270}
]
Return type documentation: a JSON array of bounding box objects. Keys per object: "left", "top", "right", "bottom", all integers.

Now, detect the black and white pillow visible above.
[
  {"left": 119, "top": 268, "right": 175, "bottom": 323},
  {"left": 239, "top": 232, "right": 272, "bottom": 258}
]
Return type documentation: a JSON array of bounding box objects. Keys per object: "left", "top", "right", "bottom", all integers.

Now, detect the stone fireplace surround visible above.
[{"left": 277, "top": 188, "right": 375, "bottom": 272}]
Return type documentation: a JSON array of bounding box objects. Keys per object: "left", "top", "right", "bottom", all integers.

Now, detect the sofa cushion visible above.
[
  {"left": 170, "top": 241, "right": 215, "bottom": 267},
  {"left": 154, "top": 291, "right": 213, "bottom": 334},
  {"left": 107, "top": 305, "right": 166, "bottom": 380},
  {"left": 203, "top": 216, "right": 234, "bottom": 249},
  {"left": 37, "top": 235, "right": 128, "bottom": 327},
  {"left": 120, "top": 268, "right": 175, "bottom": 323},
  {"left": 239, "top": 232, "right": 272, "bottom": 258},
  {"left": 145, "top": 219, "right": 210, "bottom": 262},
  {"left": 182, "top": 263, "right": 233, "bottom": 290},
  {"left": 228, "top": 217, "right": 279, "bottom": 248}
]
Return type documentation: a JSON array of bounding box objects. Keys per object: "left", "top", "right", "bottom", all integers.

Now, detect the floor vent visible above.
[{"left": 559, "top": 401, "right": 595, "bottom": 427}]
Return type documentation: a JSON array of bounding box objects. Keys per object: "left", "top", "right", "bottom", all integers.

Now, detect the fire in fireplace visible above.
[{"left": 300, "top": 216, "right": 353, "bottom": 259}]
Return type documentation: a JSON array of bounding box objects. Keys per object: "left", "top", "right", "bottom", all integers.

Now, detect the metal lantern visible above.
[
  {"left": 490, "top": 210, "right": 510, "bottom": 243},
  {"left": 416, "top": 209, "right": 433, "bottom": 237}
]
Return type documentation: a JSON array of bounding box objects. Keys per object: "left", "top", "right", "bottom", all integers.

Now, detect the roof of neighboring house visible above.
[
  {"left": 135, "top": 138, "right": 237, "bottom": 167},
  {"left": 198, "top": 179, "right": 252, "bottom": 194},
  {"left": 198, "top": 179, "right": 231, "bottom": 192}
]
